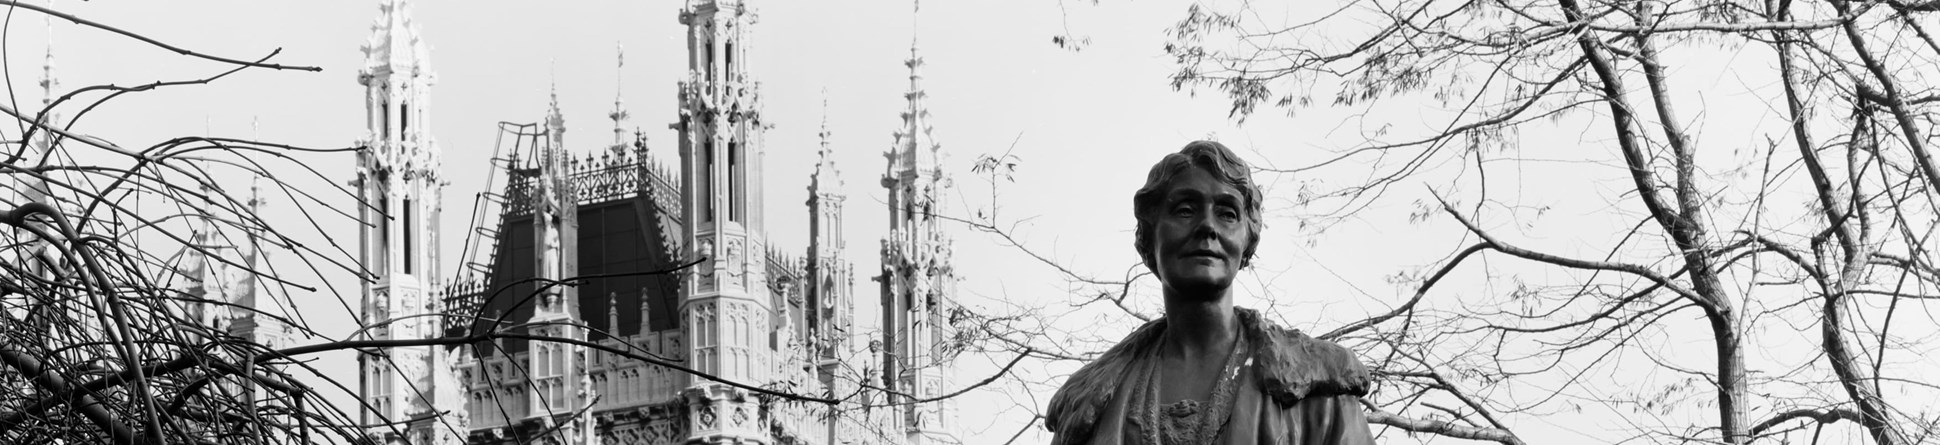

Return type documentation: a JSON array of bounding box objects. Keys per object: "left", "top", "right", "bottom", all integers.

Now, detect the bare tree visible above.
[
  {"left": 978, "top": 0, "right": 1940, "bottom": 444},
  {"left": 0, "top": 1, "right": 378, "bottom": 442},
  {"left": 1130, "top": 0, "right": 1940, "bottom": 444}
]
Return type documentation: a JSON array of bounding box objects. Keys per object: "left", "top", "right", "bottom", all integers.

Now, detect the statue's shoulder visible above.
[
  {"left": 1239, "top": 308, "right": 1372, "bottom": 405},
  {"left": 1043, "top": 318, "right": 1166, "bottom": 440}
]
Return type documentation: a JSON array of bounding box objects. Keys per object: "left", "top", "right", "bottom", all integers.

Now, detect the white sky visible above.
[{"left": 23, "top": 0, "right": 1914, "bottom": 443}]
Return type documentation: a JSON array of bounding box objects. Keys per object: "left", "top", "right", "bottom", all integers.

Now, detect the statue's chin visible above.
[{"left": 1160, "top": 276, "right": 1235, "bottom": 303}]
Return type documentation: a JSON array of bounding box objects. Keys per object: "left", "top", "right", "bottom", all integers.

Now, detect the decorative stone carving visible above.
[
  {"left": 370, "top": 290, "right": 390, "bottom": 323},
  {"left": 724, "top": 238, "right": 744, "bottom": 279},
  {"left": 644, "top": 421, "right": 662, "bottom": 443},
  {"left": 696, "top": 237, "right": 715, "bottom": 288},
  {"left": 697, "top": 403, "right": 717, "bottom": 429}
]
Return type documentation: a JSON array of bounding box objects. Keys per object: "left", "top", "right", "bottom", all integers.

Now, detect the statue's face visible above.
[{"left": 1150, "top": 166, "right": 1250, "bottom": 298}]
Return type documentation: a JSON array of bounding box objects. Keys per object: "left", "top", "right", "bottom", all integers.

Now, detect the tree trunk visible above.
[
  {"left": 1823, "top": 292, "right": 1910, "bottom": 445},
  {"left": 1707, "top": 308, "right": 1749, "bottom": 444}
]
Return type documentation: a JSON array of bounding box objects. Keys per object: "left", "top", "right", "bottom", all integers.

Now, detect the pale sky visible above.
[{"left": 24, "top": 0, "right": 1912, "bottom": 443}]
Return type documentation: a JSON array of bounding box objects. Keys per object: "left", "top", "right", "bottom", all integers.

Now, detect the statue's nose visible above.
[{"left": 1190, "top": 212, "right": 1220, "bottom": 237}]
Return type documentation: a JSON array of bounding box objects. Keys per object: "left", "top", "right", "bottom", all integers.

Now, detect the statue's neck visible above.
[{"left": 1159, "top": 296, "right": 1238, "bottom": 361}]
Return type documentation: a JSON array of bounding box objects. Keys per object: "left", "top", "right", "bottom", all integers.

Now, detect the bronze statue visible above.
[{"left": 1046, "top": 141, "right": 1375, "bottom": 444}]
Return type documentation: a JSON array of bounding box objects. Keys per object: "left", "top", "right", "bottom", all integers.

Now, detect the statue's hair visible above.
[{"left": 1131, "top": 140, "right": 1264, "bottom": 272}]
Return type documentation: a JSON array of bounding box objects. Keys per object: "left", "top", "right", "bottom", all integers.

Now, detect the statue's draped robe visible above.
[{"left": 1046, "top": 308, "right": 1377, "bottom": 445}]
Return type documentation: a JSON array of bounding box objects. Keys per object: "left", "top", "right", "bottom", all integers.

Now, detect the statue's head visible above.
[{"left": 1132, "top": 140, "right": 1264, "bottom": 292}]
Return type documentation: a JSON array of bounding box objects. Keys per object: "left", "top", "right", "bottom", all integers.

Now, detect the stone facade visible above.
[
  {"left": 352, "top": 1, "right": 466, "bottom": 443},
  {"left": 352, "top": 1, "right": 964, "bottom": 444}
]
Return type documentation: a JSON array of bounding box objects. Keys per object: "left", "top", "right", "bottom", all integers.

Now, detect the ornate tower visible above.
[
  {"left": 354, "top": 1, "right": 462, "bottom": 443},
  {"left": 222, "top": 180, "right": 298, "bottom": 441},
  {"left": 806, "top": 104, "right": 859, "bottom": 443},
  {"left": 8, "top": 8, "right": 57, "bottom": 289},
  {"left": 524, "top": 86, "right": 597, "bottom": 445},
  {"left": 675, "top": 0, "right": 772, "bottom": 442},
  {"left": 225, "top": 179, "right": 292, "bottom": 349},
  {"left": 12, "top": 10, "right": 56, "bottom": 211},
  {"left": 878, "top": 34, "right": 961, "bottom": 445},
  {"left": 170, "top": 181, "right": 293, "bottom": 435}
]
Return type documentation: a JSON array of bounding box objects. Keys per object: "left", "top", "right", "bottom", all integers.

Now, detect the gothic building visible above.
[{"left": 351, "top": 1, "right": 965, "bottom": 444}]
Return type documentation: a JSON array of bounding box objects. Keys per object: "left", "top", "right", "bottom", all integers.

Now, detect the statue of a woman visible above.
[{"left": 1045, "top": 141, "right": 1375, "bottom": 444}]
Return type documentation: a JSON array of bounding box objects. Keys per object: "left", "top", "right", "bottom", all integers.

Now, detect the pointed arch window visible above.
[
  {"left": 377, "top": 186, "right": 391, "bottom": 275},
  {"left": 379, "top": 98, "right": 390, "bottom": 141},
  {"left": 705, "top": 36, "right": 716, "bottom": 84},
  {"left": 368, "top": 362, "right": 394, "bottom": 412},
  {"left": 728, "top": 140, "right": 744, "bottom": 223},
  {"left": 402, "top": 198, "right": 415, "bottom": 274},
  {"left": 701, "top": 140, "right": 715, "bottom": 223}
]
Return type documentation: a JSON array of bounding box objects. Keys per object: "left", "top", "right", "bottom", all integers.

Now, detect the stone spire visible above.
[
  {"left": 227, "top": 176, "right": 289, "bottom": 349},
  {"left": 811, "top": 94, "right": 842, "bottom": 196},
  {"left": 354, "top": 1, "right": 460, "bottom": 443},
  {"left": 547, "top": 76, "right": 567, "bottom": 148},
  {"left": 887, "top": 34, "right": 940, "bottom": 181},
  {"left": 38, "top": 7, "right": 57, "bottom": 109},
  {"left": 878, "top": 6, "right": 962, "bottom": 443},
  {"left": 806, "top": 92, "right": 859, "bottom": 445},
  {"left": 180, "top": 182, "right": 224, "bottom": 326},
  {"left": 235, "top": 178, "right": 265, "bottom": 311},
  {"left": 529, "top": 67, "right": 588, "bottom": 445},
  {"left": 543, "top": 77, "right": 571, "bottom": 208},
  {"left": 538, "top": 77, "right": 574, "bottom": 291},
  {"left": 19, "top": 4, "right": 56, "bottom": 206},
  {"left": 361, "top": 0, "right": 430, "bottom": 82},
  {"left": 357, "top": 0, "right": 439, "bottom": 183},
  {"left": 609, "top": 43, "right": 630, "bottom": 158}
]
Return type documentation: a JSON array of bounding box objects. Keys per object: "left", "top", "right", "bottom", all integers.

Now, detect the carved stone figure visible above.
[
  {"left": 725, "top": 238, "right": 744, "bottom": 279},
  {"left": 697, "top": 238, "right": 716, "bottom": 283}
]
